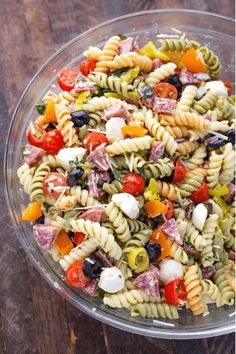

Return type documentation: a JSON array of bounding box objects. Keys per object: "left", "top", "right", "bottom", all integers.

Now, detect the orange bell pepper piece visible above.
[
  {"left": 44, "top": 102, "right": 57, "bottom": 123},
  {"left": 144, "top": 200, "right": 167, "bottom": 218},
  {"left": 55, "top": 231, "right": 74, "bottom": 256},
  {"left": 122, "top": 125, "right": 147, "bottom": 138},
  {"left": 151, "top": 228, "right": 171, "bottom": 260},
  {"left": 22, "top": 202, "right": 42, "bottom": 222},
  {"left": 181, "top": 48, "right": 207, "bottom": 73}
]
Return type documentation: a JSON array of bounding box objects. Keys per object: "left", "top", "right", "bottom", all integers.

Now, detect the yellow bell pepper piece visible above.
[
  {"left": 139, "top": 41, "right": 170, "bottom": 61},
  {"left": 122, "top": 125, "right": 147, "bottom": 138},
  {"left": 22, "top": 202, "right": 42, "bottom": 222}
]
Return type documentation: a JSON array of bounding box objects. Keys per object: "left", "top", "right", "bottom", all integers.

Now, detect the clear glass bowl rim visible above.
[{"left": 4, "top": 9, "right": 235, "bottom": 339}]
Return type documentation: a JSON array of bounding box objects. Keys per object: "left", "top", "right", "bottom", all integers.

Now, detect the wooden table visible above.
[{"left": 0, "top": 1, "right": 235, "bottom": 353}]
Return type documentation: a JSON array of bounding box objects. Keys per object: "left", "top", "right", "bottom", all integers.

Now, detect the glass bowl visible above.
[{"left": 4, "top": 9, "right": 235, "bottom": 339}]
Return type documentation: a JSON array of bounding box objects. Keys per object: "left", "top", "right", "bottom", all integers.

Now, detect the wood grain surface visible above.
[{"left": 0, "top": 1, "right": 235, "bottom": 353}]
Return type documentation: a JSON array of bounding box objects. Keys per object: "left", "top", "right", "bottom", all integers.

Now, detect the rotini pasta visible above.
[
  {"left": 145, "top": 63, "right": 176, "bottom": 87},
  {"left": 184, "top": 264, "right": 208, "bottom": 315}
]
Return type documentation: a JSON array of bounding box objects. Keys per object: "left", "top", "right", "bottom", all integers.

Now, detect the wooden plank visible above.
[
  {"left": 173, "top": 338, "right": 210, "bottom": 354},
  {"left": 207, "top": 333, "right": 235, "bottom": 354},
  {"left": 65, "top": 302, "right": 107, "bottom": 354},
  {"left": 103, "top": 323, "right": 175, "bottom": 354}
]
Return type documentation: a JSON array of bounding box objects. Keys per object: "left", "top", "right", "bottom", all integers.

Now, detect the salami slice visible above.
[
  {"left": 161, "top": 218, "right": 182, "bottom": 245},
  {"left": 152, "top": 97, "right": 176, "bottom": 114},
  {"left": 134, "top": 265, "right": 160, "bottom": 299},
  {"left": 33, "top": 224, "right": 59, "bottom": 251},
  {"left": 87, "top": 145, "right": 110, "bottom": 171},
  {"left": 23, "top": 144, "right": 45, "bottom": 166},
  {"left": 79, "top": 207, "right": 105, "bottom": 222},
  {"left": 149, "top": 141, "right": 165, "bottom": 162}
]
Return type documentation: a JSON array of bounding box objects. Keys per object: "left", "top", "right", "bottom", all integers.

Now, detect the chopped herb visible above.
[
  {"left": 112, "top": 167, "right": 122, "bottom": 183},
  {"left": 20, "top": 147, "right": 25, "bottom": 158},
  {"left": 117, "top": 34, "right": 127, "bottom": 40},
  {"left": 112, "top": 68, "right": 127, "bottom": 77},
  {"left": 96, "top": 288, "right": 105, "bottom": 298},
  {"left": 43, "top": 203, "right": 50, "bottom": 213},
  {"left": 35, "top": 103, "right": 46, "bottom": 115},
  {"left": 69, "top": 157, "right": 83, "bottom": 168},
  {"left": 140, "top": 207, "right": 147, "bottom": 216}
]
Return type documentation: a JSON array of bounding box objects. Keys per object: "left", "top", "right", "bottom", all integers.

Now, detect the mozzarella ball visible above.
[
  {"left": 112, "top": 193, "right": 140, "bottom": 219},
  {"left": 105, "top": 118, "right": 126, "bottom": 142},
  {"left": 192, "top": 203, "right": 208, "bottom": 231},
  {"left": 98, "top": 267, "right": 125, "bottom": 293},
  {"left": 159, "top": 259, "right": 184, "bottom": 284},
  {"left": 56, "top": 147, "right": 86, "bottom": 171},
  {"left": 204, "top": 81, "right": 228, "bottom": 97}
]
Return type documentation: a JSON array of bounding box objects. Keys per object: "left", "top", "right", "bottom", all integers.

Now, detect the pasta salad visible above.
[{"left": 17, "top": 34, "right": 235, "bottom": 320}]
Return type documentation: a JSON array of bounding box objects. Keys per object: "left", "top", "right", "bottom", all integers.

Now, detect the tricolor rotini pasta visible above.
[{"left": 18, "top": 32, "right": 235, "bottom": 322}]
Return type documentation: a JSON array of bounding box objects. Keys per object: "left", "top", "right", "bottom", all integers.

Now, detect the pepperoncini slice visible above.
[
  {"left": 120, "top": 67, "right": 140, "bottom": 83},
  {"left": 127, "top": 247, "right": 149, "bottom": 273},
  {"left": 75, "top": 90, "right": 90, "bottom": 110},
  {"left": 139, "top": 41, "right": 170, "bottom": 61},
  {"left": 209, "top": 185, "right": 229, "bottom": 197}
]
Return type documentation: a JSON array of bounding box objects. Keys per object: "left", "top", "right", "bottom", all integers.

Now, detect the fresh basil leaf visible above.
[
  {"left": 35, "top": 103, "right": 46, "bottom": 115},
  {"left": 117, "top": 34, "right": 127, "bottom": 40},
  {"left": 112, "top": 167, "right": 122, "bottom": 182}
]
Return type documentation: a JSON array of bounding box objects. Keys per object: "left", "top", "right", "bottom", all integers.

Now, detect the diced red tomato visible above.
[
  {"left": 173, "top": 161, "right": 187, "bottom": 184},
  {"left": 189, "top": 181, "right": 209, "bottom": 204},
  {"left": 122, "top": 172, "right": 145, "bottom": 196},
  {"left": 83, "top": 132, "right": 108, "bottom": 153},
  {"left": 66, "top": 260, "right": 90, "bottom": 288},
  {"left": 164, "top": 279, "right": 187, "bottom": 307},
  {"left": 153, "top": 83, "right": 178, "bottom": 100},
  {"left": 42, "top": 172, "right": 68, "bottom": 198},
  {"left": 80, "top": 59, "right": 97, "bottom": 76},
  {"left": 163, "top": 199, "right": 174, "bottom": 220},
  {"left": 73, "top": 232, "right": 86, "bottom": 246},
  {"left": 26, "top": 125, "right": 45, "bottom": 148},
  {"left": 222, "top": 80, "right": 233, "bottom": 95},
  {"left": 57, "top": 67, "right": 78, "bottom": 91},
  {"left": 42, "top": 130, "right": 64, "bottom": 155}
]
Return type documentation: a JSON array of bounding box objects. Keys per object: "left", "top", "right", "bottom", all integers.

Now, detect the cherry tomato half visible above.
[
  {"left": 26, "top": 125, "right": 45, "bottom": 148},
  {"left": 163, "top": 199, "right": 174, "bottom": 220},
  {"left": 153, "top": 82, "right": 178, "bottom": 99},
  {"left": 164, "top": 279, "right": 187, "bottom": 307},
  {"left": 189, "top": 181, "right": 209, "bottom": 204},
  {"left": 80, "top": 59, "right": 97, "bottom": 77},
  {"left": 57, "top": 67, "right": 78, "bottom": 91},
  {"left": 83, "top": 132, "right": 108, "bottom": 153},
  {"left": 222, "top": 80, "right": 233, "bottom": 95},
  {"left": 173, "top": 161, "right": 187, "bottom": 184},
  {"left": 73, "top": 232, "right": 86, "bottom": 246},
  {"left": 122, "top": 172, "right": 145, "bottom": 196},
  {"left": 66, "top": 260, "right": 90, "bottom": 288},
  {"left": 42, "top": 172, "right": 68, "bottom": 198},
  {"left": 42, "top": 129, "right": 64, "bottom": 155}
]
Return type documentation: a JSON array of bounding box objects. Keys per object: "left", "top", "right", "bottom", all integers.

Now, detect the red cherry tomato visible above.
[
  {"left": 153, "top": 82, "right": 178, "bottom": 99},
  {"left": 189, "top": 181, "right": 209, "bottom": 204},
  {"left": 66, "top": 260, "right": 90, "bottom": 288},
  {"left": 164, "top": 279, "right": 187, "bottom": 307},
  {"left": 173, "top": 161, "right": 187, "bottom": 184},
  {"left": 83, "top": 132, "right": 108, "bottom": 153},
  {"left": 122, "top": 172, "right": 145, "bottom": 196},
  {"left": 80, "top": 59, "right": 97, "bottom": 76},
  {"left": 26, "top": 125, "right": 45, "bottom": 148},
  {"left": 57, "top": 67, "right": 78, "bottom": 91},
  {"left": 42, "top": 129, "right": 64, "bottom": 155},
  {"left": 42, "top": 172, "right": 68, "bottom": 198},
  {"left": 163, "top": 199, "right": 174, "bottom": 220},
  {"left": 222, "top": 80, "right": 233, "bottom": 95},
  {"left": 73, "top": 232, "right": 86, "bottom": 246}
]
